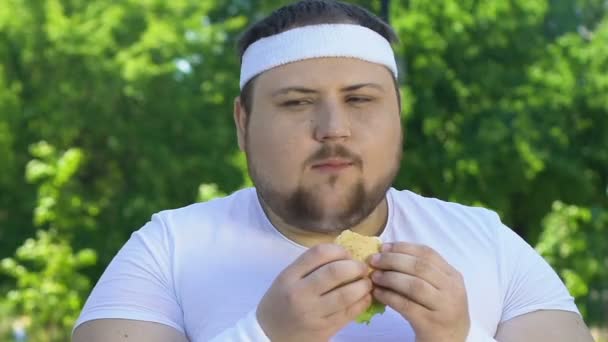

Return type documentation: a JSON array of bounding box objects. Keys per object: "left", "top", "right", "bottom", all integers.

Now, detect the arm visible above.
[
  {"left": 495, "top": 310, "right": 594, "bottom": 342},
  {"left": 369, "top": 213, "right": 595, "bottom": 342},
  {"left": 74, "top": 242, "right": 369, "bottom": 342},
  {"left": 492, "top": 213, "right": 594, "bottom": 342},
  {"left": 73, "top": 319, "right": 189, "bottom": 342},
  {"left": 73, "top": 309, "right": 271, "bottom": 342},
  {"left": 73, "top": 215, "right": 188, "bottom": 341}
]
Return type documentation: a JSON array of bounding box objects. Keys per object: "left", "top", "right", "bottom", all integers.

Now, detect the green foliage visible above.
[
  {"left": 537, "top": 202, "right": 608, "bottom": 325},
  {"left": 197, "top": 183, "right": 227, "bottom": 202},
  {"left": 0, "top": 0, "right": 606, "bottom": 338},
  {"left": 390, "top": 0, "right": 608, "bottom": 242},
  {"left": 0, "top": 142, "right": 97, "bottom": 340},
  {"left": 25, "top": 142, "right": 91, "bottom": 230},
  {"left": 1, "top": 230, "right": 96, "bottom": 342}
]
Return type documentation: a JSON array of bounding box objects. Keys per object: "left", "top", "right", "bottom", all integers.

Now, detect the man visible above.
[{"left": 73, "top": 1, "right": 594, "bottom": 341}]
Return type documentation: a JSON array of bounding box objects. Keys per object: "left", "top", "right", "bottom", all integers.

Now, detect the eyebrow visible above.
[
  {"left": 341, "top": 83, "right": 385, "bottom": 92},
  {"left": 271, "top": 83, "right": 385, "bottom": 97},
  {"left": 272, "top": 87, "right": 318, "bottom": 97}
]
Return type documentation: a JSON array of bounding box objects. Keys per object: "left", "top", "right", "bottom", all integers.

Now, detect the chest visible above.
[{"left": 176, "top": 246, "right": 502, "bottom": 341}]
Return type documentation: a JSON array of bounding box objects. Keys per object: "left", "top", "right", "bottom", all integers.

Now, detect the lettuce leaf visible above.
[{"left": 355, "top": 298, "right": 386, "bottom": 325}]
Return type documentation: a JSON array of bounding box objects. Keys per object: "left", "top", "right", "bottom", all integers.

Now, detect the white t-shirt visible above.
[{"left": 74, "top": 188, "right": 578, "bottom": 341}]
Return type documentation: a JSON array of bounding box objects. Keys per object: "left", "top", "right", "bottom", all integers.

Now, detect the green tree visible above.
[
  {"left": 0, "top": 0, "right": 606, "bottom": 338},
  {"left": 1, "top": 230, "right": 96, "bottom": 341},
  {"left": 0, "top": 0, "right": 251, "bottom": 273},
  {"left": 537, "top": 202, "right": 608, "bottom": 326},
  {"left": 389, "top": 0, "right": 607, "bottom": 242},
  {"left": 1, "top": 142, "right": 96, "bottom": 341}
]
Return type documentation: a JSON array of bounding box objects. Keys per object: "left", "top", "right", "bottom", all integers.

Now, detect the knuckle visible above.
[
  {"left": 275, "top": 271, "right": 292, "bottom": 284},
  {"left": 458, "top": 291, "right": 468, "bottom": 306},
  {"left": 450, "top": 272, "right": 465, "bottom": 290},
  {"left": 356, "top": 260, "right": 369, "bottom": 274},
  {"left": 379, "top": 254, "right": 393, "bottom": 268},
  {"left": 347, "top": 296, "right": 367, "bottom": 317},
  {"left": 353, "top": 261, "right": 369, "bottom": 277},
  {"left": 457, "top": 281, "right": 468, "bottom": 297},
  {"left": 409, "top": 278, "right": 425, "bottom": 294},
  {"left": 419, "top": 245, "right": 435, "bottom": 259},
  {"left": 326, "top": 262, "right": 342, "bottom": 280},
  {"left": 338, "top": 281, "right": 366, "bottom": 306},
  {"left": 396, "top": 297, "right": 410, "bottom": 313},
  {"left": 284, "top": 286, "right": 301, "bottom": 306},
  {"left": 356, "top": 278, "right": 372, "bottom": 295},
  {"left": 336, "top": 287, "right": 351, "bottom": 306},
  {"left": 310, "top": 244, "right": 330, "bottom": 258},
  {"left": 313, "top": 243, "right": 342, "bottom": 259},
  {"left": 381, "top": 271, "right": 394, "bottom": 286},
  {"left": 413, "top": 258, "right": 429, "bottom": 275},
  {"left": 345, "top": 305, "right": 357, "bottom": 319},
  {"left": 324, "top": 313, "right": 341, "bottom": 327},
  {"left": 392, "top": 242, "right": 407, "bottom": 253}
]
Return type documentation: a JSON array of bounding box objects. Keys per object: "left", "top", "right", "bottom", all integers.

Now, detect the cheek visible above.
[
  {"left": 355, "top": 114, "right": 402, "bottom": 172},
  {"left": 246, "top": 118, "right": 313, "bottom": 180}
]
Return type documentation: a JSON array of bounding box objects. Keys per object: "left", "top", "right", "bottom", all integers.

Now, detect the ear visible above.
[{"left": 233, "top": 96, "right": 248, "bottom": 151}]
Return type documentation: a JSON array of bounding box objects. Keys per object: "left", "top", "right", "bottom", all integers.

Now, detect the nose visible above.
[{"left": 313, "top": 99, "right": 351, "bottom": 142}]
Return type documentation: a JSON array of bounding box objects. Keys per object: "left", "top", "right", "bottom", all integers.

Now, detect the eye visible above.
[
  {"left": 346, "top": 96, "right": 373, "bottom": 104},
  {"left": 281, "top": 99, "right": 313, "bottom": 107}
]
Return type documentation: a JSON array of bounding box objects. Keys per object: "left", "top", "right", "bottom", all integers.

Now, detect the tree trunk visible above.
[{"left": 381, "top": 0, "right": 390, "bottom": 23}]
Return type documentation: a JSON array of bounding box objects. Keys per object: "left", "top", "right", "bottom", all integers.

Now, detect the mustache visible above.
[{"left": 306, "top": 144, "right": 363, "bottom": 168}]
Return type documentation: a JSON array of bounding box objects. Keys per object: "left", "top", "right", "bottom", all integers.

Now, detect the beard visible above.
[{"left": 246, "top": 140, "right": 403, "bottom": 234}]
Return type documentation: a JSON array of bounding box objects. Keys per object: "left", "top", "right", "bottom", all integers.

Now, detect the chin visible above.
[
  {"left": 315, "top": 193, "right": 350, "bottom": 208},
  {"left": 313, "top": 213, "right": 368, "bottom": 233},
  {"left": 314, "top": 181, "right": 357, "bottom": 199}
]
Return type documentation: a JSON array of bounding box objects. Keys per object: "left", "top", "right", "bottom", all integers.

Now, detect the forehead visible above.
[{"left": 254, "top": 57, "right": 395, "bottom": 93}]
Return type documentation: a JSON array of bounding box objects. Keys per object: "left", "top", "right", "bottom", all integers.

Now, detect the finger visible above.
[
  {"left": 303, "top": 259, "right": 368, "bottom": 295},
  {"left": 371, "top": 270, "right": 440, "bottom": 310},
  {"left": 283, "top": 244, "right": 350, "bottom": 280},
  {"left": 324, "top": 293, "right": 373, "bottom": 326},
  {"left": 382, "top": 242, "right": 455, "bottom": 276},
  {"left": 373, "top": 286, "right": 427, "bottom": 323},
  {"left": 319, "top": 278, "right": 372, "bottom": 317},
  {"left": 369, "top": 252, "right": 445, "bottom": 290}
]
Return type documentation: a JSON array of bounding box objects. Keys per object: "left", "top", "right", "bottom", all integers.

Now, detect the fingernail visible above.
[
  {"left": 370, "top": 254, "right": 380, "bottom": 265},
  {"left": 381, "top": 243, "right": 392, "bottom": 252},
  {"left": 372, "top": 271, "right": 382, "bottom": 281}
]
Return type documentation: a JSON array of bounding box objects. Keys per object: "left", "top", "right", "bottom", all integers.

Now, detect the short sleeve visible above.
[
  {"left": 495, "top": 217, "right": 579, "bottom": 323},
  {"left": 73, "top": 213, "right": 184, "bottom": 334}
]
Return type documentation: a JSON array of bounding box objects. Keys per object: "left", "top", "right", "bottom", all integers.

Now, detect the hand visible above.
[
  {"left": 257, "top": 244, "right": 373, "bottom": 342},
  {"left": 369, "top": 242, "right": 470, "bottom": 342}
]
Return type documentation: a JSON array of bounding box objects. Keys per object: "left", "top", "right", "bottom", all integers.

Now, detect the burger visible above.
[{"left": 334, "top": 230, "right": 386, "bottom": 325}]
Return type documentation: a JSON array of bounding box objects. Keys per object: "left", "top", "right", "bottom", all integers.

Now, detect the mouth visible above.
[{"left": 311, "top": 159, "right": 355, "bottom": 172}]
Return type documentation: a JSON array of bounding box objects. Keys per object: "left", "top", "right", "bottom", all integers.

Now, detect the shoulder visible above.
[
  {"left": 390, "top": 188, "right": 501, "bottom": 224},
  {"left": 136, "top": 187, "right": 257, "bottom": 240},
  {"left": 156, "top": 187, "right": 255, "bottom": 223},
  {"left": 388, "top": 188, "right": 504, "bottom": 241}
]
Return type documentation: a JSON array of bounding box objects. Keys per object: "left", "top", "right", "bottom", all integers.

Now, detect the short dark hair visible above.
[{"left": 237, "top": 0, "right": 400, "bottom": 116}]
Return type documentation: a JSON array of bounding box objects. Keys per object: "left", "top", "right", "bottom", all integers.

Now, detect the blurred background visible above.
[{"left": 0, "top": 0, "right": 606, "bottom": 341}]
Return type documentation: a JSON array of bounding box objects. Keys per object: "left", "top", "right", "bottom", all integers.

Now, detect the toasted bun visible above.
[
  {"left": 335, "top": 230, "right": 386, "bottom": 324},
  {"left": 334, "top": 230, "right": 382, "bottom": 272}
]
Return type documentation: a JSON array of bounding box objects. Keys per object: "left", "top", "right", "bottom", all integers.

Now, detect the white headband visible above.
[{"left": 239, "top": 24, "right": 398, "bottom": 89}]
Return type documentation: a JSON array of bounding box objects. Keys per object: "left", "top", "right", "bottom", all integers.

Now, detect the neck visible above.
[{"left": 259, "top": 194, "right": 389, "bottom": 248}]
